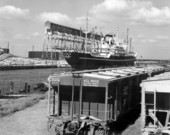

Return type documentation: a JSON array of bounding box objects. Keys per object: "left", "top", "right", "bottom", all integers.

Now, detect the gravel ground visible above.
[
  {"left": 0, "top": 98, "right": 141, "bottom": 135},
  {"left": 0, "top": 99, "right": 48, "bottom": 135}
]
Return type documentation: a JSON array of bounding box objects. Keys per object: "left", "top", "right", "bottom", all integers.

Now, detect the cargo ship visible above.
[{"left": 45, "top": 21, "right": 137, "bottom": 69}]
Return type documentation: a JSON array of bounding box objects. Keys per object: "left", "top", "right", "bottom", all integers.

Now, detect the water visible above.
[{"left": 0, "top": 68, "right": 70, "bottom": 95}]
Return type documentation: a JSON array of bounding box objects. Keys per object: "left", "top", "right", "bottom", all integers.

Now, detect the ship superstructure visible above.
[{"left": 44, "top": 21, "right": 137, "bottom": 69}]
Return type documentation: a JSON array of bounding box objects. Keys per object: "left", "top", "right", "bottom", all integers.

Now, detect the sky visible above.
[{"left": 0, "top": 0, "right": 170, "bottom": 59}]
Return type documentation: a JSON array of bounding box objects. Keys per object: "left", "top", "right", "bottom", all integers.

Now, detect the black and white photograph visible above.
[{"left": 0, "top": 0, "right": 170, "bottom": 135}]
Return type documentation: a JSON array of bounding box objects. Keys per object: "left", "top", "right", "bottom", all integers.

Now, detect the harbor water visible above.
[{"left": 0, "top": 68, "right": 70, "bottom": 95}]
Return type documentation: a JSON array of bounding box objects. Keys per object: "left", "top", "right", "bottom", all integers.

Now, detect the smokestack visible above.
[{"left": 7, "top": 42, "right": 9, "bottom": 49}]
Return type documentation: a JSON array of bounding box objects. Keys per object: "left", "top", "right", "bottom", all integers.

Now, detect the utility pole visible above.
[
  {"left": 32, "top": 45, "right": 34, "bottom": 51},
  {"left": 86, "top": 12, "right": 88, "bottom": 32},
  {"left": 117, "top": 27, "right": 119, "bottom": 39},
  {"left": 7, "top": 42, "right": 9, "bottom": 53},
  {"left": 129, "top": 37, "right": 132, "bottom": 52},
  {"left": 126, "top": 28, "right": 129, "bottom": 53},
  {"left": 7, "top": 42, "right": 9, "bottom": 49}
]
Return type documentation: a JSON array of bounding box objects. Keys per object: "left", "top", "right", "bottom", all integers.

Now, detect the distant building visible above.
[
  {"left": 28, "top": 51, "right": 64, "bottom": 60},
  {"left": 3, "top": 48, "right": 10, "bottom": 53},
  {"left": 0, "top": 48, "right": 3, "bottom": 55},
  {"left": 0, "top": 48, "right": 10, "bottom": 54}
]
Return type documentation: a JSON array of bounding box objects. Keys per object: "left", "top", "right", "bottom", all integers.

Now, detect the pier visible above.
[{"left": 47, "top": 65, "right": 165, "bottom": 135}]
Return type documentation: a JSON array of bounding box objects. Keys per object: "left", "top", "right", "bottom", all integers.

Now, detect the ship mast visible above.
[
  {"left": 117, "top": 27, "right": 119, "bottom": 38},
  {"left": 126, "top": 28, "right": 129, "bottom": 53},
  {"left": 86, "top": 14, "right": 88, "bottom": 33},
  {"left": 84, "top": 14, "right": 88, "bottom": 53},
  {"left": 129, "top": 37, "right": 132, "bottom": 52}
]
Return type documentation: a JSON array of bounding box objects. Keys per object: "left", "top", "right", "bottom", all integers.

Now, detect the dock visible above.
[
  {"left": 0, "top": 55, "right": 70, "bottom": 70},
  {"left": 47, "top": 65, "right": 165, "bottom": 135}
]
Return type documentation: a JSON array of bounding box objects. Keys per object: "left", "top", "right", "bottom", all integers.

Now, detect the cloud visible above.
[
  {"left": 32, "top": 32, "right": 40, "bottom": 36},
  {"left": 89, "top": 0, "right": 170, "bottom": 26},
  {"left": 91, "top": 0, "right": 128, "bottom": 14},
  {"left": 13, "top": 34, "right": 30, "bottom": 40},
  {"left": 141, "top": 38, "right": 157, "bottom": 43},
  {"left": 156, "top": 35, "right": 169, "bottom": 40},
  {"left": 136, "top": 34, "right": 169, "bottom": 44},
  {"left": 0, "top": 5, "right": 30, "bottom": 20},
  {"left": 90, "top": 0, "right": 151, "bottom": 21},
  {"left": 148, "top": 39, "right": 157, "bottom": 43},
  {"left": 39, "top": 12, "right": 101, "bottom": 32},
  {"left": 39, "top": 12, "right": 71, "bottom": 25},
  {"left": 132, "top": 6, "right": 170, "bottom": 25}
]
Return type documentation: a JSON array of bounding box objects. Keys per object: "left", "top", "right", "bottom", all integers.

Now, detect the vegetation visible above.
[{"left": 0, "top": 94, "right": 46, "bottom": 117}]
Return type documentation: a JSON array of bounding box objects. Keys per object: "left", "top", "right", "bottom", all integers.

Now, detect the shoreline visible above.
[
  {"left": 0, "top": 64, "right": 70, "bottom": 70},
  {"left": 0, "top": 93, "right": 46, "bottom": 118}
]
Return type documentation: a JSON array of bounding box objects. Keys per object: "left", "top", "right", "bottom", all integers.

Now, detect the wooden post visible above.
[
  {"left": 81, "top": 98, "right": 83, "bottom": 115},
  {"left": 47, "top": 79, "right": 51, "bottom": 116},
  {"left": 88, "top": 102, "right": 91, "bottom": 116},
  {"left": 27, "top": 85, "right": 30, "bottom": 93},
  {"left": 24, "top": 83, "right": 27, "bottom": 92},
  {"left": 79, "top": 78, "right": 82, "bottom": 120},
  {"left": 105, "top": 83, "right": 108, "bottom": 121},
  {"left": 114, "top": 84, "right": 118, "bottom": 120},
  {"left": 97, "top": 103, "right": 99, "bottom": 118},
  {"left": 53, "top": 86, "right": 55, "bottom": 115},
  {"left": 141, "top": 87, "right": 146, "bottom": 130},
  {"left": 68, "top": 101, "right": 70, "bottom": 115},
  {"left": 154, "top": 89, "right": 156, "bottom": 128},
  {"left": 58, "top": 81, "right": 61, "bottom": 116},
  {"left": 10, "top": 81, "right": 14, "bottom": 94},
  {"left": 71, "top": 78, "right": 75, "bottom": 120}
]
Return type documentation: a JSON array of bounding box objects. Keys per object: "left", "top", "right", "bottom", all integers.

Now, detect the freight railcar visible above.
[
  {"left": 47, "top": 66, "right": 164, "bottom": 135},
  {"left": 141, "top": 72, "right": 170, "bottom": 135}
]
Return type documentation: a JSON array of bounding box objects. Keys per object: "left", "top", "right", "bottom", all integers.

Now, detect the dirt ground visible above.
[
  {"left": 0, "top": 98, "right": 49, "bottom": 135},
  {"left": 0, "top": 97, "right": 141, "bottom": 135}
]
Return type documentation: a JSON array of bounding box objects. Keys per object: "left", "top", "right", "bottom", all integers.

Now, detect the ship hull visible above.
[{"left": 63, "top": 51, "right": 136, "bottom": 69}]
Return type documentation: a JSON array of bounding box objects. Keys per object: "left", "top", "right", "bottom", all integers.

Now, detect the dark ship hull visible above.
[
  {"left": 45, "top": 21, "right": 137, "bottom": 69},
  {"left": 63, "top": 51, "right": 136, "bottom": 69}
]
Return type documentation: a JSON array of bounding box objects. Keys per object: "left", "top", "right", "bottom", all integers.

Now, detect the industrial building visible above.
[
  {"left": 28, "top": 51, "right": 64, "bottom": 60},
  {"left": 0, "top": 47, "right": 9, "bottom": 54}
]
